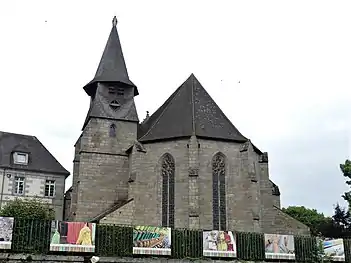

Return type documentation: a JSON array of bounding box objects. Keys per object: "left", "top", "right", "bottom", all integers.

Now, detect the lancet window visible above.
[
  {"left": 212, "top": 153, "right": 226, "bottom": 230},
  {"left": 161, "top": 153, "right": 175, "bottom": 228}
]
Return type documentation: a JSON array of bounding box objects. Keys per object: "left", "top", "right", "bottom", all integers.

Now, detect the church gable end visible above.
[{"left": 70, "top": 17, "right": 310, "bottom": 236}]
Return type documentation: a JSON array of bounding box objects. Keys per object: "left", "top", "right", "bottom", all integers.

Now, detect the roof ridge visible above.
[
  {"left": 139, "top": 82, "right": 185, "bottom": 141},
  {"left": 191, "top": 74, "right": 196, "bottom": 134}
]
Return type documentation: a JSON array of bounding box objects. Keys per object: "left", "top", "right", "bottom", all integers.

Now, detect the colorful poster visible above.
[
  {"left": 203, "top": 231, "right": 236, "bottom": 258},
  {"left": 133, "top": 226, "right": 171, "bottom": 256},
  {"left": 264, "top": 234, "right": 295, "bottom": 260},
  {"left": 49, "top": 221, "right": 96, "bottom": 252},
  {"left": 321, "top": 238, "right": 345, "bottom": 261},
  {"left": 0, "top": 217, "right": 14, "bottom": 250}
]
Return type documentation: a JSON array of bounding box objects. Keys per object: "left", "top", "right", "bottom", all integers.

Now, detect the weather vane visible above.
[{"left": 112, "top": 16, "right": 117, "bottom": 26}]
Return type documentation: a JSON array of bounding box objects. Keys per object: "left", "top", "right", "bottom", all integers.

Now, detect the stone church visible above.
[{"left": 65, "top": 17, "right": 309, "bottom": 235}]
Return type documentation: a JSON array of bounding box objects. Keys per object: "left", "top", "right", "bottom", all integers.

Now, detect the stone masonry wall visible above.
[
  {"left": 128, "top": 137, "right": 308, "bottom": 233},
  {"left": 196, "top": 139, "right": 261, "bottom": 232},
  {"left": 267, "top": 206, "right": 310, "bottom": 235},
  {"left": 100, "top": 200, "right": 135, "bottom": 225},
  {"left": 259, "top": 156, "right": 310, "bottom": 235},
  {"left": 188, "top": 135, "right": 200, "bottom": 229},
  {"left": 116, "top": 137, "right": 309, "bottom": 235},
  {"left": 73, "top": 118, "right": 137, "bottom": 221},
  {"left": 68, "top": 136, "right": 81, "bottom": 220},
  {"left": 131, "top": 139, "right": 189, "bottom": 228}
]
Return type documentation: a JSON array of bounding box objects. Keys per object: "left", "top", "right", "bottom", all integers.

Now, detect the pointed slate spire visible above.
[
  {"left": 138, "top": 74, "right": 247, "bottom": 142},
  {"left": 83, "top": 16, "right": 138, "bottom": 96}
]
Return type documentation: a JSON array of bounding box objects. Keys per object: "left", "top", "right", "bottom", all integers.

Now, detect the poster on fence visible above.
[
  {"left": 264, "top": 234, "right": 295, "bottom": 260},
  {"left": 318, "top": 238, "right": 345, "bottom": 261},
  {"left": 133, "top": 226, "right": 171, "bottom": 256},
  {"left": 49, "top": 221, "right": 96, "bottom": 252},
  {"left": 203, "top": 230, "right": 236, "bottom": 258},
  {"left": 0, "top": 217, "right": 14, "bottom": 250}
]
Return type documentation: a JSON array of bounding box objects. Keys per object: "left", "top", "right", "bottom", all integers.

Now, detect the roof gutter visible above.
[{"left": 0, "top": 165, "right": 70, "bottom": 178}]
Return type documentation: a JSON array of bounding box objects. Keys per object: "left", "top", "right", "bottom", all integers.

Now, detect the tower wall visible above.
[
  {"left": 73, "top": 118, "right": 137, "bottom": 221},
  {"left": 68, "top": 136, "right": 81, "bottom": 220}
]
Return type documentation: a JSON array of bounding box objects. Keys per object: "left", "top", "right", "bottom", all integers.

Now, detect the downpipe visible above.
[{"left": 0, "top": 168, "right": 6, "bottom": 210}]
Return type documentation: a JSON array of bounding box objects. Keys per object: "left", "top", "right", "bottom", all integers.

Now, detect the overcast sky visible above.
[{"left": 0, "top": 0, "right": 350, "bottom": 216}]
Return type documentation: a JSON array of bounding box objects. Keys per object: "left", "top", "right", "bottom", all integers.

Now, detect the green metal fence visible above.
[
  {"left": 11, "top": 219, "right": 51, "bottom": 254},
  {"left": 171, "top": 229, "right": 202, "bottom": 259},
  {"left": 96, "top": 224, "right": 133, "bottom": 257},
  {"left": 5, "top": 218, "right": 351, "bottom": 262}
]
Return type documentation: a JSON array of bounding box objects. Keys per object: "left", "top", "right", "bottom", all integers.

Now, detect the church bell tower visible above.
[{"left": 70, "top": 16, "right": 139, "bottom": 221}]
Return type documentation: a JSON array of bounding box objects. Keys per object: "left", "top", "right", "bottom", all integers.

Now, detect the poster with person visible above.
[
  {"left": 264, "top": 234, "right": 295, "bottom": 260},
  {"left": 49, "top": 221, "right": 96, "bottom": 252},
  {"left": 203, "top": 230, "right": 236, "bottom": 258},
  {"left": 0, "top": 217, "right": 14, "bottom": 250},
  {"left": 133, "top": 226, "right": 171, "bottom": 256}
]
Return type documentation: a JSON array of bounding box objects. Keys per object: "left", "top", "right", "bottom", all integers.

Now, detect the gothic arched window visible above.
[
  {"left": 212, "top": 153, "right": 226, "bottom": 230},
  {"left": 109, "top": 124, "right": 116, "bottom": 137},
  {"left": 161, "top": 153, "right": 175, "bottom": 228}
]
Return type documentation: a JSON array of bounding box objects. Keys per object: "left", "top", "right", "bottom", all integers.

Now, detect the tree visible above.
[
  {"left": 282, "top": 206, "right": 333, "bottom": 236},
  {"left": 331, "top": 203, "right": 351, "bottom": 238},
  {"left": 340, "top": 159, "right": 351, "bottom": 206},
  {"left": 0, "top": 198, "right": 55, "bottom": 220}
]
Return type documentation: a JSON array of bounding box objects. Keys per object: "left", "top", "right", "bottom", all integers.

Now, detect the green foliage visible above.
[
  {"left": 340, "top": 159, "right": 351, "bottom": 206},
  {"left": 282, "top": 206, "right": 331, "bottom": 236},
  {"left": 0, "top": 198, "right": 55, "bottom": 220}
]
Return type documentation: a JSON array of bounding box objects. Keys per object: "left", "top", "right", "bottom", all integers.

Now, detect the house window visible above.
[
  {"left": 161, "top": 153, "right": 175, "bottom": 228},
  {"left": 14, "top": 176, "right": 25, "bottom": 195},
  {"left": 212, "top": 153, "right": 226, "bottom": 230},
  {"left": 13, "top": 152, "right": 28, "bottom": 165},
  {"left": 45, "top": 180, "right": 55, "bottom": 197}
]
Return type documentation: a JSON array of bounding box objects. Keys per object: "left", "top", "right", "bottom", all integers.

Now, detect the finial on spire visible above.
[{"left": 112, "top": 16, "right": 117, "bottom": 27}]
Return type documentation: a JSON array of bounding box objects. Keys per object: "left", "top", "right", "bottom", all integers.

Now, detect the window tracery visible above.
[
  {"left": 161, "top": 153, "right": 175, "bottom": 228},
  {"left": 212, "top": 153, "right": 226, "bottom": 230}
]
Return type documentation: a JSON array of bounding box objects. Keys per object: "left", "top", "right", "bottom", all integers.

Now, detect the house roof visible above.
[
  {"left": 138, "top": 74, "right": 248, "bottom": 143},
  {"left": 0, "top": 131, "right": 70, "bottom": 176},
  {"left": 83, "top": 16, "right": 138, "bottom": 97}
]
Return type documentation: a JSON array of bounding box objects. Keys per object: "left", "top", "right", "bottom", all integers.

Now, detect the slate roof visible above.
[
  {"left": 83, "top": 16, "right": 138, "bottom": 97},
  {"left": 138, "top": 74, "right": 248, "bottom": 143},
  {"left": 0, "top": 131, "right": 70, "bottom": 176}
]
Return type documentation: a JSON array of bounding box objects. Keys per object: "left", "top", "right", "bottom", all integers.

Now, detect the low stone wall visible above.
[{"left": 0, "top": 253, "right": 293, "bottom": 263}]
